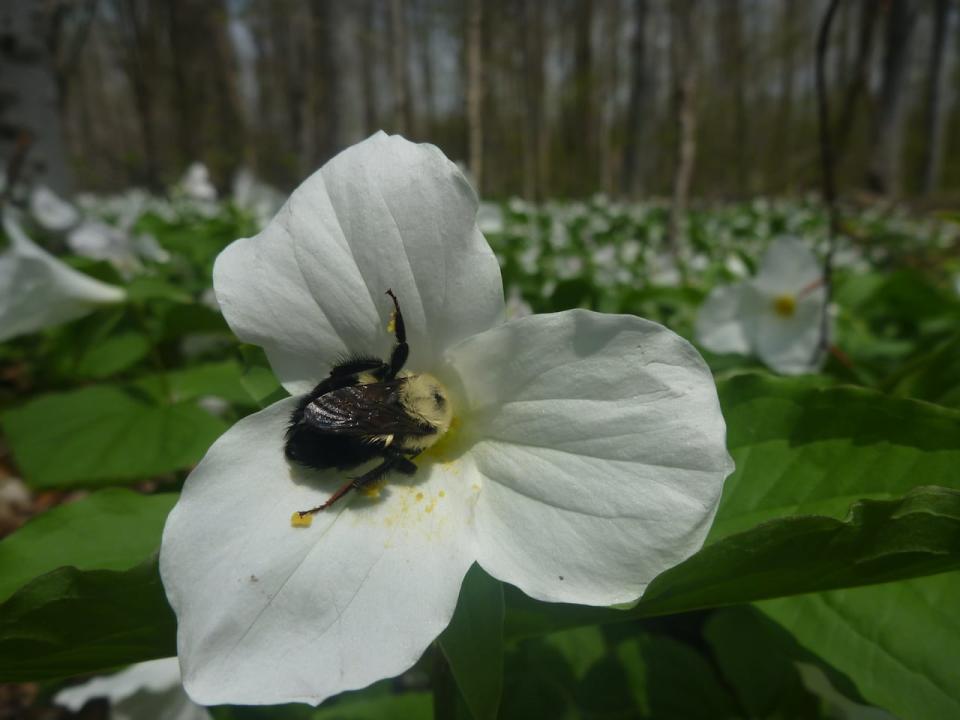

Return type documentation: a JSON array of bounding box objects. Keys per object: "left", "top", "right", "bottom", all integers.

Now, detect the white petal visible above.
[
  {"left": 54, "top": 657, "right": 210, "bottom": 720},
  {"left": 694, "top": 282, "right": 753, "bottom": 355},
  {"left": 754, "top": 290, "right": 826, "bottom": 375},
  {"left": 445, "top": 310, "right": 733, "bottom": 606},
  {"left": 0, "top": 213, "right": 125, "bottom": 342},
  {"left": 160, "top": 397, "right": 477, "bottom": 706},
  {"left": 30, "top": 185, "right": 80, "bottom": 231},
  {"left": 753, "top": 237, "right": 821, "bottom": 295},
  {"left": 214, "top": 133, "right": 504, "bottom": 395}
]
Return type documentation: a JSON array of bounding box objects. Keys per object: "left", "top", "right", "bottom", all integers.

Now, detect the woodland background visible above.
[{"left": 2, "top": 0, "right": 959, "bottom": 206}]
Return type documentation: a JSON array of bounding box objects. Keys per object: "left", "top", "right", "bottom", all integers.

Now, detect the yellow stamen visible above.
[
  {"left": 772, "top": 294, "right": 796, "bottom": 318},
  {"left": 291, "top": 512, "right": 313, "bottom": 528}
]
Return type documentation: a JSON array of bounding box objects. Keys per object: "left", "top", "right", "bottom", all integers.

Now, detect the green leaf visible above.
[
  {"left": 0, "top": 489, "right": 175, "bottom": 603},
  {"left": 713, "top": 373, "right": 960, "bottom": 538},
  {"left": 439, "top": 564, "right": 504, "bottom": 720},
  {"left": 134, "top": 360, "right": 254, "bottom": 406},
  {"left": 887, "top": 332, "right": 960, "bottom": 409},
  {"left": 3, "top": 385, "right": 228, "bottom": 487},
  {"left": 125, "top": 276, "right": 193, "bottom": 304},
  {"left": 73, "top": 331, "right": 151, "bottom": 379},
  {"left": 703, "top": 607, "right": 825, "bottom": 718},
  {"left": 238, "top": 345, "right": 287, "bottom": 408},
  {"left": 0, "top": 556, "right": 176, "bottom": 681},
  {"left": 504, "top": 486, "right": 960, "bottom": 637},
  {"left": 759, "top": 573, "right": 960, "bottom": 720}
]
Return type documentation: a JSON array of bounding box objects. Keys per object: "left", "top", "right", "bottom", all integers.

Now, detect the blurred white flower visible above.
[
  {"left": 179, "top": 163, "right": 217, "bottom": 202},
  {"left": 724, "top": 254, "right": 749, "bottom": 278},
  {"left": 29, "top": 184, "right": 79, "bottom": 231},
  {"left": 476, "top": 201, "right": 505, "bottom": 234},
  {"left": 695, "top": 237, "right": 827, "bottom": 375},
  {"left": 0, "top": 212, "right": 125, "bottom": 342},
  {"left": 504, "top": 286, "right": 533, "bottom": 319},
  {"left": 55, "top": 657, "right": 210, "bottom": 720},
  {"left": 160, "top": 133, "right": 733, "bottom": 706},
  {"left": 67, "top": 220, "right": 140, "bottom": 274},
  {"left": 233, "top": 168, "right": 284, "bottom": 229}
]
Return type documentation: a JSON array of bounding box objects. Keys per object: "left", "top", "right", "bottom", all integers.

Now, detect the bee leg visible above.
[
  {"left": 393, "top": 457, "right": 417, "bottom": 475},
  {"left": 296, "top": 456, "right": 401, "bottom": 517},
  {"left": 384, "top": 289, "right": 408, "bottom": 379}
]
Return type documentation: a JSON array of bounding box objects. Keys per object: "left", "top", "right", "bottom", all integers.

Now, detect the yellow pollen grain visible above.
[
  {"left": 387, "top": 311, "right": 397, "bottom": 334},
  {"left": 425, "top": 500, "right": 436, "bottom": 513},
  {"left": 416, "top": 492, "right": 424, "bottom": 502},
  {"left": 439, "top": 490, "right": 446, "bottom": 498},
  {"left": 472, "top": 483, "right": 480, "bottom": 492},
  {"left": 290, "top": 512, "right": 313, "bottom": 528},
  {"left": 772, "top": 294, "right": 797, "bottom": 318}
]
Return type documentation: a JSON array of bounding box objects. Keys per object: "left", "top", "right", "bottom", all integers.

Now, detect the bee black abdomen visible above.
[{"left": 284, "top": 425, "right": 374, "bottom": 471}]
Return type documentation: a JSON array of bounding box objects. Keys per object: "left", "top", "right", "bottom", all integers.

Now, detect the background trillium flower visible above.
[
  {"left": 694, "top": 236, "right": 827, "bottom": 375},
  {"left": 29, "top": 184, "right": 80, "bottom": 231},
  {"left": 0, "top": 212, "right": 126, "bottom": 342},
  {"left": 160, "top": 132, "right": 734, "bottom": 706},
  {"left": 55, "top": 657, "right": 211, "bottom": 720}
]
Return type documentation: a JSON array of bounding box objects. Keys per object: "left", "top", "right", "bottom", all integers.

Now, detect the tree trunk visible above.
[
  {"left": 572, "top": 0, "right": 595, "bottom": 195},
  {"left": 919, "top": 0, "right": 952, "bottom": 195},
  {"left": 866, "top": 0, "right": 919, "bottom": 196},
  {"left": 721, "top": 0, "right": 747, "bottom": 197},
  {"left": 0, "top": 1, "right": 75, "bottom": 194},
  {"left": 390, "top": 0, "right": 412, "bottom": 135},
  {"left": 668, "top": 0, "right": 698, "bottom": 257},
  {"left": 466, "top": 0, "right": 483, "bottom": 192},
  {"left": 621, "top": 0, "right": 649, "bottom": 198},
  {"left": 834, "top": 0, "right": 879, "bottom": 162},
  {"left": 310, "top": 0, "right": 341, "bottom": 165},
  {"left": 520, "top": 0, "right": 544, "bottom": 201},
  {"left": 416, "top": 0, "right": 436, "bottom": 137},
  {"left": 598, "top": 0, "right": 622, "bottom": 196},
  {"left": 774, "top": 0, "right": 799, "bottom": 191},
  {"left": 361, "top": 0, "right": 379, "bottom": 135}
]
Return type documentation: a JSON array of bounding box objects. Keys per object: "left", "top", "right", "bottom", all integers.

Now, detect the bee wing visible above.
[{"left": 301, "top": 381, "right": 434, "bottom": 436}]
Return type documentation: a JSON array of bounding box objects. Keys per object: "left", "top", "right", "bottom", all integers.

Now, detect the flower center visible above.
[{"left": 772, "top": 294, "right": 797, "bottom": 318}]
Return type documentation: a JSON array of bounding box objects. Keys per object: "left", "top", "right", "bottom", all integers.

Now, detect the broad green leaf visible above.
[
  {"left": 73, "top": 331, "right": 150, "bottom": 379},
  {"left": 134, "top": 360, "right": 254, "bottom": 406},
  {"left": 703, "top": 607, "right": 825, "bottom": 719},
  {"left": 887, "top": 332, "right": 960, "bottom": 409},
  {"left": 759, "top": 573, "right": 960, "bottom": 720},
  {"left": 0, "top": 556, "right": 176, "bottom": 681},
  {"left": 125, "top": 276, "right": 193, "bottom": 304},
  {"left": 713, "top": 373, "right": 960, "bottom": 538},
  {"left": 238, "top": 344, "right": 287, "bottom": 408},
  {"left": 440, "top": 564, "right": 504, "bottom": 720},
  {"left": 0, "top": 489, "right": 175, "bottom": 603},
  {"left": 3, "top": 385, "right": 228, "bottom": 487},
  {"left": 504, "top": 486, "right": 960, "bottom": 637}
]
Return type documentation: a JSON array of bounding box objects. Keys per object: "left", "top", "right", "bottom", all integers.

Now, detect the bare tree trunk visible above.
[
  {"left": 722, "top": 0, "right": 747, "bottom": 197},
  {"left": 466, "top": 0, "right": 483, "bottom": 192},
  {"left": 866, "top": 0, "right": 919, "bottom": 196},
  {"left": 361, "top": 0, "right": 379, "bottom": 135},
  {"left": 0, "top": 1, "right": 75, "bottom": 194},
  {"left": 598, "top": 0, "right": 622, "bottom": 196},
  {"left": 668, "top": 0, "right": 698, "bottom": 257},
  {"left": 621, "top": 0, "right": 649, "bottom": 198},
  {"left": 920, "top": 0, "right": 952, "bottom": 195},
  {"left": 775, "top": 0, "right": 799, "bottom": 191},
  {"left": 520, "top": 0, "right": 544, "bottom": 201},
  {"left": 390, "top": 0, "right": 412, "bottom": 135},
  {"left": 416, "top": 0, "right": 436, "bottom": 137},
  {"left": 834, "top": 0, "right": 879, "bottom": 162},
  {"left": 572, "top": 0, "right": 595, "bottom": 195},
  {"left": 310, "top": 0, "right": 341, "bottom": 165}
]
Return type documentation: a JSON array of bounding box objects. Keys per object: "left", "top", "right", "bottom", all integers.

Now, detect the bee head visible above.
[{"left": 400, "top": 373, "right": 454, "bottom": 434}]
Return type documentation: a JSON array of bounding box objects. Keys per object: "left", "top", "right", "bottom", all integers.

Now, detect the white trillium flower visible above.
[
  {"left": 29, "top": 184, "right": 80, "bottom": 231},
  {"left": 55, "top": 657, "right": 210, "bottom": 720},
  {"left": 160, "top": 133, "right": 733, "bottom": 706},
  {"left": 180, "top": 162, "right": 218, "bottom": 202},
  {"left": 695, "top": 237, "right": 827, "bottom": 375},
  {"left": 0, "top": 213, "right": 126, "bottom": 342}
]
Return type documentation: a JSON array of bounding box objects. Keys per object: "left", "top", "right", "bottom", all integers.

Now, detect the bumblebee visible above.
[{"left": 285, "top": 290, "right": 453, "bottom": 516}]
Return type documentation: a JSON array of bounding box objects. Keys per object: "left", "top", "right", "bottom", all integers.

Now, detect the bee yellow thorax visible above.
[{"left": 772, "top": 294, "right": 797, "bottom": 318}]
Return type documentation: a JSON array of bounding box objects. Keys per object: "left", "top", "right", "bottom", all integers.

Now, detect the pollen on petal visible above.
[
  {"left": 772, "top": 294, "right": 797, "bottom": 317},
  {"left": 290, "top": 512, "right": 313, "bottom": 528},
  {"left": 386, "top": 311, "right": 397, "bottom": 334}
]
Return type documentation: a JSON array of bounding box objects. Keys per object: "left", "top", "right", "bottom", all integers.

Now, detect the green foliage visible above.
[
  {"left": 440, "top": 564, "right": 505, "bottom": 720},
  {"left": 2, "top": 384, "right": 228, "bottom": 487},
  {"left": 2, "top": 197, "right": 959, "bottom": 717}
]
